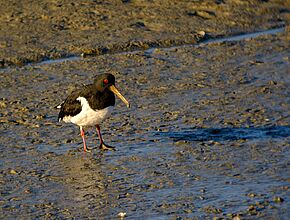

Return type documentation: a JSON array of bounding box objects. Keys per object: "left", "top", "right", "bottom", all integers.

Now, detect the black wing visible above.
[{"left": 58, "top": 89, "right": 83, "bottom": 122}]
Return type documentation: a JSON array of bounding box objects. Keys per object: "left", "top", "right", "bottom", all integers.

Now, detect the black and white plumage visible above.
[{"left": 57, "top": 73, "right": 130, "bottom": 151}]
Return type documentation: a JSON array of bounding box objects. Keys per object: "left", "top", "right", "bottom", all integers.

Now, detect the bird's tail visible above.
[
  {"left": 55, "top": 102, "right": 64, "bottom": 122},
  {"left": 54, "top": 102, "right": 63, "bottom": 109}
]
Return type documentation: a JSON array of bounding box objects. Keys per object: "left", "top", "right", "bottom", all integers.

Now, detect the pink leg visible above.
[
  {"left": 80, "top": 127, "right": 90, "bottom": 152},
  {"left": 96, "top": 124, "right": 115, "bottom": 151},
  {"left": 96, "top": 124, "right": 104, "bottom": 145}
]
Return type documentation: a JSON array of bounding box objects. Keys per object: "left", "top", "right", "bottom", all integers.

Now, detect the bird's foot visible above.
[
  {"left": 83, "top": 146, "right": 92, "bottom": 152},
  {"left": 99, "top": 143, "right": 116, "bottom": 151}
]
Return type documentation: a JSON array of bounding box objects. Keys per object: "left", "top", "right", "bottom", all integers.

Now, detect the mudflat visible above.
[
  {"left": 0, "top": 0, "right": 288, "bottom": 66},
  {"left": 0, "top": 0, "right": 289, "bottom": 219}
]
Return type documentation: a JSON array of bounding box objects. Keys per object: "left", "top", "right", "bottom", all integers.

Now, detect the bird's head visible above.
[{"left": 94, "top": 73, "right": 130, "bottom": 108}]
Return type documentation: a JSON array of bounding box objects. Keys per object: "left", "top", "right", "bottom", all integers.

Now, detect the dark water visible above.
[{"left": 160, "top": 126, "right": 290, "bottom": 142}]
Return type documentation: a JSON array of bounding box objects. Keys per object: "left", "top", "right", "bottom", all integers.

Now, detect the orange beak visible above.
[{"left": 109, "top": 85, "right": 130, "bottom": 108}]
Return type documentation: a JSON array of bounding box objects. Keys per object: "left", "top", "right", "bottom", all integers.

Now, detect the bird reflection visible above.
[{"left": 58, "top": 152, "right": 113, "bottom": 217}]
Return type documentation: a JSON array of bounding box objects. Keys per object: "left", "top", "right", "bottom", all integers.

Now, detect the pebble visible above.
[
  {"left": 273, "top": 196, "right": 284, "bottom": 203},
  {"left": 198, "top": 31, "right": 206, "bottom": 37},
  {"left": 10, "top": 169, "right": 18, "bottom": 175},
  {"left": 247, "top": 193, "right": 256, "bottom": 198},
  {"left": 117, "top": 212, "right": 126, "bottom": 218}
]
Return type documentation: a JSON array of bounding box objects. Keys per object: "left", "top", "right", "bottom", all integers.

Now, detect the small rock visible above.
[
  {"left": 10, "top": 169, "right": 18, "bottom": 175},
  {"left": 196, "top": 10, "right": 216, "bottom": 19},
  {"left": 273, "top": 196, "right": 284, "bottom": 203},
  {"left": 117, "top": 212, "right": 126, "bottom": 218},
  {"left": 175, "top": 140, "right": 188, "bottom": 145},
  {"left": 198, "top": 31, "right": 206, "bottom": 36},
  {"left": 183, "top": 209, "right": 192, "bottom": 213},
  {"left": 9, "top": 197, "right": 21, "bottom": 201},
  {"left": 269, "top": 80, "right": 277, "bottom": 85},
  {"left": 248, "top": 205, "right": 256, "bottom": 211},
  {"left": 187, "top": 11, "right": 197, "bottom": 16},
  {"left": 200, "top": 188, "right": 206, "bottom": 193},
  {"left": 0, "top": 101, "right": 7, "bottom": 108},
  {"left": 130, "top": 21, "right": 146, "bottom": 28},
  {"left": 248, "top": 193, "right": 256, "bottom": 198}
]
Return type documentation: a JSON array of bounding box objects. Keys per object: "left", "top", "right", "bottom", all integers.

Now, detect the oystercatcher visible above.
[{"left": 57, "top": 73, "right": 130, "bottom": 151}]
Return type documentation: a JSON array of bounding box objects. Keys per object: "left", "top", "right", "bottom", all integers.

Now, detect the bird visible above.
[{"left": 57, "top": 73, "right": 130, "bottom": 152}]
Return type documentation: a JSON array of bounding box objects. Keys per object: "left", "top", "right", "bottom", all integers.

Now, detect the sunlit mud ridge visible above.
[
  {"left": 0, "top": 0, "right": 288, "bottom": 67},
  {"left": 2, "top": 26, "right": 285, "bottom": 69}
]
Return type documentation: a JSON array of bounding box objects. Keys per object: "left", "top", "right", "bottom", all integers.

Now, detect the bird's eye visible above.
[{"left": 103, "top": 79, "right": 109, "bottom": 84}]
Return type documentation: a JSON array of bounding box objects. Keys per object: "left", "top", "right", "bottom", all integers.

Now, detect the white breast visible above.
[{"left": 63, "top": 97, "right": 113, "bottom": 127}]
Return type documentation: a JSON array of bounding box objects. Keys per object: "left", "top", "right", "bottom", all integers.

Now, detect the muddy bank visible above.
[
  {"left": 0, "top": 26, "right": 289, "bottom": 218},
  {"left": 0, "top": 0, "right": 289, "bottom": 67}
]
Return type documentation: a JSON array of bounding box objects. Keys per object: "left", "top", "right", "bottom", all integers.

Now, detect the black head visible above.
[
  {"left": 94, "top": 73, "right": 130, "bottom": 108},
  {"left": 94, "top": 73, "right": 116, "bottom": 92}
]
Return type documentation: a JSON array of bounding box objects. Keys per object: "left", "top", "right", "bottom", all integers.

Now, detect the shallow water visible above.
[
  {"left": 161, "top": 126, "right": 290, "bottom": 142},
  {"left": 0, "top": 29, "right": 289, "bottom": 219}
]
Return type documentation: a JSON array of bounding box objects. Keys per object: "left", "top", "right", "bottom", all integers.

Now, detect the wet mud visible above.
[
  {"left": 0, "top": 27, "right": 289, "bottom": 218},
  {"left": 0, "top": 0, "right": 290, "bottom": 219}
]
